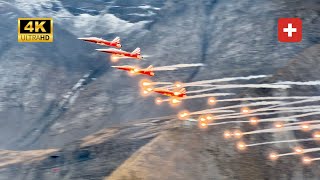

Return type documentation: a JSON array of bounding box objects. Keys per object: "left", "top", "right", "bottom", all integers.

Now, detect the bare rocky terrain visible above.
[{"left": 0, "top": 0, "right": 319, "bottom": 179}]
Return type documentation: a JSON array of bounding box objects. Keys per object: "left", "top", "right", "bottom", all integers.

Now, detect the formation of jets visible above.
[
  {"left": 78, "top": 37, "right": 143, "bottom": 61},
  {"left": 79, "top": 35, "right": 320, "bottom": 168},
  {"left": 78, "top": 36, "right": 188, "bottom": 100}
]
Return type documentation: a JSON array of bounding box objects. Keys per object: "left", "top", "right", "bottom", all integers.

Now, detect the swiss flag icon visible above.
[{"left": 278, "top": 18, "right": 302, "bottom": 42}]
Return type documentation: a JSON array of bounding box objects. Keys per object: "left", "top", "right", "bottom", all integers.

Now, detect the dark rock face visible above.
[
  {"left": 0, "top": 1, "right": 319, "bottom": 179},
  {"left": 0, "top": 2, "right": 107, "bottom": 149},
  {"left": 0, "top": 118, "right": 172, "bottom": 180}
]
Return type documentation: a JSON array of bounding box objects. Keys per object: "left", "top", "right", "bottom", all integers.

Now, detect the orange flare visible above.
[
  {"left": 294, "top": 146, "right": 304, "bottom": 154},
  {"left": 198, "top": 121, "right": 208, "bottom": 129},
  {"left": 300, "top": 123, "right": 310, "bottom": 132},
  {"left": 178, "top": 110, "right": 190, "bottom": 120},
  {"left": 198, "top": 115, "right": 206, "bottom": 122},
  {"left": 223, "top": 130, "right": 232, "bottom": 139},
  {"left": 146, "top": 87, "right": 153, "bottom": 92},
  {"left": 110, "top": 55, "right": 119, "bottom": 62},
  {"left": 269, "top": 152, "right": 279, "bottom": 161},
  {"left": 205, "top": 114, "right": 214, "bottom": 121},
  {"left": 155, "top": 97, "right": 163, "bottom": 105},
  {"left": 249, "top": 117, "right": 259, "bottom": 126},
  {"left": 274, "top": 122, "right": 284, "bottom": 128},
  {"left": 302, "top": 156, "right": 312, "bottom": 165},
  {"left": 141, "top": 89, "right": 151, "bottom": 96},
  {"left": 233, "top": 129, "right": 243, "bottom": 139},
  {"left": 312, "top": 131, "right": 320, "bottom": 140},
  {"left": 207, "top": 97, "right": 216, "bottom": 105},
  {"left": 236, "top": 141, "right": 247, "bottom": 151},
  {"left": 241, "top": 107, "right": 250, "bottom": 114},
  {"left": 169, "top": 97, "right": 182, "bottom": 107},
  {"left": 198, "top": 115, "right": 208, "bottom": 129},
  {"left": 140, "top": 79, "right": 153, "bottom": 87}
]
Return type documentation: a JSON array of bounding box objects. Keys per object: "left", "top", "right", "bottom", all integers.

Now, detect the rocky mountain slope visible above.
[
  {"left": 0, "top": 117, "right": 174, "bottom": 180},
  {"left": 0, "top": 1, "right": 110, "bottom": 150},
  {"left": 0, "top": 1, "right": 319, "bottom": 179},
  {"left": 108, "top": 44, "right": 320, "bottom": 180},
  {"left": 0, "top": 45, "right": 319, "bottom": 180}
]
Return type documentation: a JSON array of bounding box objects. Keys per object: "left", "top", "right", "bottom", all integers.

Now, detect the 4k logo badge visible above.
[
  {"left": 18, "top": 18, "right": 53, "bottom": 42},
  {"left": 278, "top": 18, "right": 302, "bottom": 43}
]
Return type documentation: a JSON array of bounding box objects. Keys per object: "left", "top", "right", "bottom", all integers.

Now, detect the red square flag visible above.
[{"left": 278, "top": 18, "right": 302, "bottom": 43}]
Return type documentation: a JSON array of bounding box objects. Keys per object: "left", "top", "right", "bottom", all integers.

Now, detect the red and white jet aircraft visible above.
[
  {"left": 152, "top": 88, "right": 187, "bottom": 98},
  {"left": 112, "top": 65, "right": 155, "bottom": 76},
  {"left": 96, "top": 47, "right": 143, "bottom": 61},
  {"left": 78, "top": 37, "right": 122, "bottom": 48}
]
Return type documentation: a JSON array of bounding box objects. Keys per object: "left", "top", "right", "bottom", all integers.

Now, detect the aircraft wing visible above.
[
  {"left": 95, "top": 48, "right": 118, "bottom": 53},
  {"left": 111, "top": 66, "right": 133, "bottom": 70},
  {"left": 78, "top": 37, "right": 100, "bottom": 41}
]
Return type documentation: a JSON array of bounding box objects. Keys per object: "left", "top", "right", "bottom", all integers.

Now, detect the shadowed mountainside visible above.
[
  {"left": 0, "top": 1, "right": 319, "bottom": 179},
  {"left": 4, "top": 0, "right": 318, "bottom": 150},
  {"left": 0, "top": 45, "right": 319, "bottom": 180}
]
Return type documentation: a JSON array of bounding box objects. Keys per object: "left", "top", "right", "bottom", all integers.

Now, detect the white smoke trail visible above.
[
  {"left": 214, "top": 111, "right": 320, "bottom": 124},
  {"left": 162, "top": 93, "right": 234, "bottom": 102},
  {"left": 153, "top": 82, "right": 173, "bottom": 85},
  {"left": 278, "top": 148, "right": 320, "bottom": 157},
  {"left": 274, "top": 81, "right": 320, "bottom": 86},
  {"left": 310, "top": 157, "right": 320, "bottom": 162},
  {"left": 284, "top": 120, "right": 320, "bottom": 127},
  {"left": 184, "top": 93, "right": 234, "bottom": 99},
  {"left": 267, "top": 105, "right": 320, "bottom": 112},
  {"left": 213, "top": 105, "right": 320, "bottom": 119},
  {"left": 160, "top": 75, "right": 270, "bottom": 89},
  {"left": 244, "top": 124, "right": 320, "bottom": 135},
  {"left": 205, "top": 110, "right": 236, "bottom": 113},
  {"left": 207, "top": 110, "right": 320, "bottom": 126},
  {"left": 188, "top": 84, "right": 291, "bottom": 94},
  {"left": 191, "top": 101, "right": 283, "bottom": 115},
  {"left": 200, "top": 109, "right": 319, "bottom": 125},
  {"left": 252, "top": 97, "right": 320, "bottom": 113},
  {"left": 184, "top": 75, "right": 271, "bottom": 85},
  {"left": 214, "top": 112, "right": 291, "bottom": 121},
  {"left": 189, "top": 109, "right": 236, "bottom": 115},
  {"left": 186, "top": 118, "right": 198, "bottom": 122},
  {"left": 277, "top": 152, "right": 297, "bottom": 157},
  {"left": 184, "top": 84, "right": 215, "bottom": 87},
  {"left": 142, "top": 55, "right": 152, "bottom": 58},
  {"left": 153, "top": 63, "right": 205, "bottom": 71},
  {"left": 214, "top": 96, "right": 317, "bottom": 103},
  {"left": 246, "top": 138, "right": 314, "bottom": 147},
  {"left": 208, "top": 120, "right": 249, "bottom": 126},
  {"left": 162, "top": 95, "right": 318, "bottom": 106},
  {"left": 185, "top": 96, "right": 320, "bottom": 116}
]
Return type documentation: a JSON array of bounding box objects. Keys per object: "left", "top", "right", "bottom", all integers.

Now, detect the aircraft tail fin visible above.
[
  {"left": 112, "top": 37, "right": 120, "bottom": 44},
  {"left": 146, "top": 65, "right": 153, "bottom": 70},
  {"left": 132, "top": 47, "right": 141, "bottom": 54},
  {"left": 179, "top": 88, "right": 186, "bottom": 94}
]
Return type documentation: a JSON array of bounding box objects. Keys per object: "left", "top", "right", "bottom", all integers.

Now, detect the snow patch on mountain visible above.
[
  {"left": 72, "top": 13, "right": 149, "bottom": 36},
  {"left": 139, "top": 5, "right": 161, "bottom": 11},
  {"left": 12, "top": 0, "right": 159, "bottom": 36}
]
